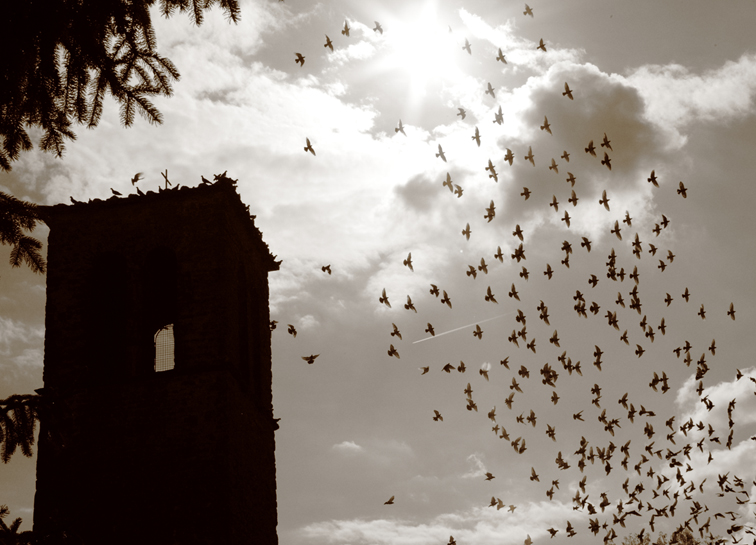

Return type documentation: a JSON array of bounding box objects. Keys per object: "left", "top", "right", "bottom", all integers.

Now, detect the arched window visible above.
[
  {"left": 154, "top": 324, "right": 175, "bottom": 372},
  {"left": 142, "top": 248, "right": 178, "bottom": 374}
]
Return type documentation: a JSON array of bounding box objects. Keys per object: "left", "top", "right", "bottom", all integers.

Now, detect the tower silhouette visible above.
[{"left": 33, "top": 175, "right": 280, "bottom": 544}]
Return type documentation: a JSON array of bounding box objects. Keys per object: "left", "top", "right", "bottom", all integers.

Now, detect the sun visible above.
[{"left": 381, "top": 1, "right": 464, "bottom": 104}]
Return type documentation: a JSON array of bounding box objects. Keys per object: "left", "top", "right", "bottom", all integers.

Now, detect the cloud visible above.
[
  {"left": 298, "top": 500, "right": 585, "bottom": 545},
  {"left": 0, "top": 317, "right": 43, "bottom": 350},
  {"left": 628, "top": 53, "right": 756, "bottom": 129},
  {"left": 332, "top": 441, "right": 365, "bottom": 455}
]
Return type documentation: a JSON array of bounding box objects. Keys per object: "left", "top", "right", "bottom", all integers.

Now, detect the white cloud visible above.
[
  {"left": 332, "top": 441, "right": 365, "bottom": 455},
  {"left": 628, "top": 53, "right": 756, "bottom": 129}
]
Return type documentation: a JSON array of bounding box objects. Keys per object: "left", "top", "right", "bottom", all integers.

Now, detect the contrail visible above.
[{"left": 412, "top": 312, "right": 513, "bottom": 344}]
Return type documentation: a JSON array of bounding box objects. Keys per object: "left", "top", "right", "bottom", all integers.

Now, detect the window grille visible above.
[{"left": 154, "top": 324, "right": 175, "bottom": 372}]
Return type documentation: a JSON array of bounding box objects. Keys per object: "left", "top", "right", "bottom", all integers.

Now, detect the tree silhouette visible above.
[
  {"left": 0, "top": 394, "right": 43, "bottom": 464},
  {"left": 622, "top": 529, "right": 725, "bottom": 545},
  {"left": 0, "top": 0, "right": 240, "bottom": 171},
  {"left": 0, "top": 192, "right": 45, "bottom": 274},
  {"left": 0, "top": 504, "right": 34, "bottom": 545}
]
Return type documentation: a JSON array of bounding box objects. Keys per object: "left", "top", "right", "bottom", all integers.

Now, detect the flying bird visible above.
[
  {"left": 403, "top": 253, "right": 413, "bottom": 271},
  {"left": 321, "top": 265, "right": 331, "bottom": 274},
  {"left": 541, "top": 116, "right": 552, "bottom": 134},
  {"left": 524, "top": 4, "right": 534, "bottom": 16},
  {"left": 496, "top": 48, "right": 507, "bottom": 63},
  {"left": 585, "top": 140, "right": 596, "bottom": 156},
  {"left": 457, "top": 108, "right": 466, "bottom": 120},
  {"left": 493, "top": 106, "right": 503, "bottom": 125},
  {"left": 504, "top": 148, "right": 514, "bottom": 165},
  {"left": 342, "top": 21, "right": 350, "bottom": 36},
  {"left": 130, "top": 172, "right": 144, "bottom": 185},
  {"left": 566, "top": 172, "right": 576, "bottom": 186},
  {"left": 601, "top": 152, "right": 612, "bottom": 170},
  {"left": 537, "top": 38, "right": 546, "bottom": 51},
  {"left": 287, "top": 324, "right": 297, "bottom": 337},
  {"left": 677, "top": 181, "right": 688, "bottom": 198},
  {"left": 436, "top": 144, "right": 447, "bottom": 162},
  {"left": 563, "top": 82, "right": 574, "bottom": 99},
  {"left": 387, "top": 344, "right": 400, "bottom": 358},
  {"left": 324, "top": 35, "right": 333, "bottom": 51},
  {"left": 524, "top": 146, "right": 535, "bottom": 166},
  {"left": 304, "top": 138, "right": 316, "bottom": 156},
  {"left": 384, "top": 495, "right": 394, "bottom": 504},
  {"left": 462, "top": 223, "right": 471, "bottom": 240},
  {"left": 373, "top": 21, "right": 383, "bottom": 34},
  {"left": 390, "top": 323, "right": 402, "bottom": 340},
  {"left": 549, "top": 158, "right": 559, "bottom": 172},
  {"left": 442, "top": 172, "right": 454, "bottom": 192},
  {"left": 599, "top": 190, "right": 610, "bottom": 210},
  {"left": 521, "top": 187, "right": 531, "bottom": 200},
  {"left": 473, "top": 126, "right": 481, "bottom": 146},
  {"left": 601, "top": 132, "right": 612, "bottom": 150},
  {"left": 463, "top": 38, "right": 472, "bottom": 54},
  {"left": 395, "top": 119, "right": 406, "bottom": 136},
  {"left": 294, "top": 52, "right": 305, "bottom": 66},
  {"left": 302, "top": 354, "right": 319, "bottom": 364},
  {"left": 486, "top": 82, "right": 496, "bottom": 98},
  {"left": 404, "top": 295, "right": 416, "bottom": 313},
  {"left": 648, "top": 170, "right": 659, "bottom": 187}
]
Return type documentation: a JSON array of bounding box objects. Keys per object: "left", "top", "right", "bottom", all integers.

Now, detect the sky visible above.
[{"left": 2, "top": 0, "right": 756, "bottom": 544}]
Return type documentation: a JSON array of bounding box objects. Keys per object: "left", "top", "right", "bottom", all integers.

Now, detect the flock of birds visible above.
[{"left": 276, "top": 4, "right": 753, "bottom": 545}]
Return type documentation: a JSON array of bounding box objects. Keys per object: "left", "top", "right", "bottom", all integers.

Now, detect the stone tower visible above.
[{"left": 33, "top": 175, "right": 280, "bottom": 544}]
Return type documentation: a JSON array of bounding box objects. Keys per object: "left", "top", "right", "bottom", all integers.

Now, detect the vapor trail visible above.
[{"left": 412, "top": 312, "right": 513, "bottom": 344}]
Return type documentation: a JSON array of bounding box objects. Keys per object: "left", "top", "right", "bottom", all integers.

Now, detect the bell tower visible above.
[{"left": 33, "top": 175, "right": 280, "bottom": 544}]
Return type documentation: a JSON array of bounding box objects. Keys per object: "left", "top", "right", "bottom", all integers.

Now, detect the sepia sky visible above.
[{"left": 2, "top": 1, "right": 756, "bottom": 544}]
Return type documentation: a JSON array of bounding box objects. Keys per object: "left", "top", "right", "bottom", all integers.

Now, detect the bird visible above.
[
  {"left": 677, "top": 181, "right": 688, "bottom": 198},
  {"left": 508, "top": 283, "right": 519, "bottom": 301},
  {"left": 457, "top": 108, "right": 466, "bottom": 120},
  {"left": 728, "top": 302, "right": 736, "bottom": 320},
  {"left": 403, "top": 253, "right": 413, "bottom": 271},
  {"left": 425, "top": 323, "right": 435, "bottom": 336},
  {"left": 419, "top": 367, "right": 429, "bottom": 375},
  {"left": 342, "top": 21, "right": 350, "bottom": 36},
  {"left": 387, "top": 345, "right": 400, "bottom": 358},
  {"left": 611, "top": 220, "right": 622, "bottom": 240},
  {"left": 136, "top": 186, "right": 144, "bottom": 196},
  {"left": 462, "top": 38, "right": 472, "bottom": 55},
  {"left": 486, "top": 82, "right": 495, "bottom": 98},
  {"left": 698, "top": 304, "right": 706, "bottom": 319},
  {"left": 110, "top": 188, "right": 122, "bottom": 196},
  {"left": 494, "top": 247, "right": 504, "bottom": 262},
  {"left": 601, "top": 132, "right": 612, "bottom": 150},
  {"left": 390, "top": 323, "right": 401, "bottom": 340},
  {"left": 324, "top": 35, "right": 333, "bottom": 51},
  {"left": 384, "top": 495, "right": 394, "bottom": 504},
  {"left": 544, "top": 263, "right": 553, "bottom": 279},
  {"left": 321, "top": 265, "right": 331, "bottom": 274},
  {"left": 304, "top": 138, "right": 316, "bottom": 156},
  {"left": 504, "top": 148, "right": 514, "bottom": 165},
  {"left": 294, "top": 52, "right": 305, "bottom": 66},
  {"left": 429, "top": 284, "right": 440, "bottom": 297},
  {"left": 404, "top": 295, "right": 416, "bottom": 313},
  {"left": 585, "top": 140, "right": 596, "bottom": 156},
  {"left": 521, "top": 187, "right": 531, "bottom": 200},
  {"left": 373, "top": 21, "right": 383, "bottom": 34},
  {"left": 550, "top": 195, "right": 559, "bottom": 212},
  {"left": 485, "top": 472, "right": 495, "bottom": 481},
  {"left": 513, "top": 224, "right": 524, "bottom": 240},
  {"left": 486, "top": 159, "right": 497, "bottom": 182},
  {"left": 379, "top": 289, "right": 391, "bottom": 308},
  {"left": 436, "top": 144, "right": 447, "bottom": 162},
  {"left": 648, "top": 170, "right": 659, "bottom": 187},
  {"left": 524, "top": 146, "right": 535, "bottom": 165},
  {"left": 433, "top": 410, "right": 443, "bottom": 422},
  {"left": 601, "top": 152, "right": 612, "bottom": 170},
  {"left": 493, "top": 106, "right": 503, "bottom": 125},
  {"left": 541, "top": 116, "right": 552, "bottom": 134},
  {"left": 563, "top": 82, "right": 574, "bottom": 99},
  {"left": 473, "top": 324, "right": 483, "bottom": 339},
  {"left": 302, "top": 354, "right": 319, "bottom": 364},
  {"left": 549, "top": 158, "right": 559, "bottom": 172},
  {"left": 566, "top": 172, "right": 576, "bottom": 187},
  {"left": 524, "top": 3, "right": 534, "bottom": 16},
  {"left": 562, "top": 211, "right": 571, "bottom": 227},
  {"left": 441, "top": 291, "right": 452, "bottom": 308},
  {"left": 462, "top": 223, "right": 471, "bottom": 240},
  {"left": 478, "top": 257, "right": 488, "bottom": 273},
  {"left": 568, "top": 190, "right": 578, "bottom": 206},
  {"left": 287, "top": 324, "right": 297, "bottom": 337},
  {"left": 485, "top": 286, "right": 497, "bottom": 303},
  {"left": 682, "top": 287, "right": 690, "bottom": 301},
  {"left": 442, "top": 172, "right": 454, "bottom": 193},
  {"left": 537, "top": 38, "right": 546, "bottom": 51},
  {"left": 473, "top": 127, "right": 482, "bottom": 147},
  {"left": 130, "top": 173, "right": 144, "bottom": 185},
  {"left": 496, "top": 48, "right": 507, "bottom": 63},
  {"left": 395, "top": 119, "right": 406, "bottom": 136},
  {"left": 581, "top": 237, "right": 592, "bottom": 252},
  {"left": 599, "top": 190, "right": 610, "bottom": 210}
]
